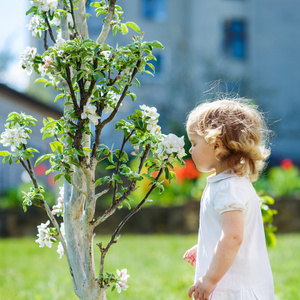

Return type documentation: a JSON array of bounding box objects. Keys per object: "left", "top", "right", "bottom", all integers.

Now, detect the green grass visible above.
[{"left": 0, "top": 234, "right": 299, "bottom": 300}]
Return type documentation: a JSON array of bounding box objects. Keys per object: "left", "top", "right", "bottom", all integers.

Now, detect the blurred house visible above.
[
  {"left": 88, "top": 0, "right": 300, "bottom": 163},
  {"left": 0, "top": 83, "right": 62, "bottom": 192},
  {"left": 29, "top": 0, "right": 300, "bottom": 163}
]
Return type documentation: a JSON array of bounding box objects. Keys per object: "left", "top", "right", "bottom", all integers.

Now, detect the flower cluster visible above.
[
  {"left": 156, "top": 133, "right": 185, "bottom": 161},
  {"left": 35, "top": 219, "right": 66, "bottom": 258},
  {"left": 52, "top": 186, "right": 64, "bottom": 217},
  {"left": 30, "top": 0, "right": 58, "bottom": 14},
  {"left": 140, "top": 105, "right": 161, "bottom": 135},
  {"left": 35, "top": 220, "right": 56, "bottom": 248},
  {"left": 104, "top": 91, "right": 120, "bottom": 114},
  {"left": 81, "top": 103, "right": 101, "bottom": 126},
  {"left": 26, "top": 15, "right": 44, "bottom": 37},
  {"left": 19, "top": 46, "right": 37, "bottom": 75},
  {"left": 0, "top": 124, "right": 29, "bottom": 152},
  {"left": 116, "top": 269, "right": 130, "bottom": 293}
]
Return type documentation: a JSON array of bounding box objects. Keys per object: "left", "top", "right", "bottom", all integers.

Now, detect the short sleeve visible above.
[{"left": 213, "top": 179, "right": 247, "bottom": 215}]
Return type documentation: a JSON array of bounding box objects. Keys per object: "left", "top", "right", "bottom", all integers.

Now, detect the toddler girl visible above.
[{"left": 183, "top": 99, "right": 274, "bottom": 300}]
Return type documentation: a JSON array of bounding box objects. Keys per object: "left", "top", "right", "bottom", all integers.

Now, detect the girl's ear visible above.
[{"left": 214, "top": 138, "right": 224, "bottom": 161}]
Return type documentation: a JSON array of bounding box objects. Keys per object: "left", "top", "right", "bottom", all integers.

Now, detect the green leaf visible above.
[
  {"left": 0, "top": 151, "right": 11, "bottom": 157},
  {"left": 95, "top": 176, "right": 111, "bottom": 187},
  {"left": 106, "top": 165, "right": 116, "bottom": 170},
  {"left": 113, "top": 25, "right": 119, "bottom": 36},
  {"left": 54, "top": 93, "right": 65, "bottom": 102},
  {"left": 53, "top": 173, "right": 63, "bottom": 183},
  {"left": 121, "top": 23, "right": 129, "bottom": 35},
  {"left": 2, "top": 155, "right": 12, "bottom": 164},
  {"left": 50, "top": 141, "right": 64, "bottom": 154},
  {"left": 64, "top": 174, "right": 72, "bottom": 184},
  {"left": 26, "top": 6, "right": 37, "bottom": 15},
  {"left": 35, "top": 78, "right": 49, "bottom": 84},
  {"left": 126, "top": 22, "right": 141, "bottom": 33},
  {"left": 90, "top": 2, "right": 101, "bottom": 7},
  {"left": 149, "top": 40, "right": 164, "bottom": 49}
]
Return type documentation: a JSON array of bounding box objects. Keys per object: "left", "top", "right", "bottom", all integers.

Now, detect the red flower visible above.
[
  {"left": 174, "top": 158, "right": 201, "bottom": 182},
  {"left": 281, "top": 158, "right": 293, "bottom": 170}
]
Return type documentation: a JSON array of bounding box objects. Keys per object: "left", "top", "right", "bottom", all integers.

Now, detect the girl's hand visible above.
[
  {"left": 188, "top": 276, "right": 216, "bottom": 300},
  {"left": 183, "top": 245, "right": 198, "bottom": 266}
]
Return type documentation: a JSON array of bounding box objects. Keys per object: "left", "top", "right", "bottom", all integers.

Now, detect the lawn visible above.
[{"left": 0, "top": 234, "right": 299, "bottom": 300}]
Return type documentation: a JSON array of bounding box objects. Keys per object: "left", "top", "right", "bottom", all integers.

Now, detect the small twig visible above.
[
  {"left": 69, "top": 0, "right": 80, "bottom": 37},
  {"left": 101, "top": 61, "right": 141, "bottom": 127},
  {"left": 112, "top": 129, "right": 135, "bottom": 203},
  {"left": 43, "top": 30, "right": 48, "bottom": 50},
  {"left": 45, "top": 16, "right": 56, "bottom": 44},
  {"left": 92, "top": 144, "right": 151, "bottom": 228},
  {"left": 95, "top": 183, "right": 112, "bottom": 201},
  {"left": 103, "top": 168, "right": 163, "bottom": 256},
  {"left": 65, "top": 66, "right": 80, "bottom": 113}
]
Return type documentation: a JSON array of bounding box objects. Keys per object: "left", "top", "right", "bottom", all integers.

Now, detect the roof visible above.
[{"left": 0, "top": 83, "right": 62, "bottom": 117}]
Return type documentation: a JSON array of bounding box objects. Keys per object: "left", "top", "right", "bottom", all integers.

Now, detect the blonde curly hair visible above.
[{"left": 186, "top": 99, "right": 270, "bottom": 181}]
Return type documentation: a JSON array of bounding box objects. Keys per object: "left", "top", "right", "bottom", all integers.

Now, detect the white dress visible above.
[{"left": 194, "top": 172, "right": 274, "bottom": 300}]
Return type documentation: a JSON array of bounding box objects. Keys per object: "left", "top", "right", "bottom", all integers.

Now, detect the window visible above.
[
  {"left": 223, "top": 19, "right": 247, "bottom": 60},
  {"left": 143, "top": 0, "right": 167, "bottom": 22}
]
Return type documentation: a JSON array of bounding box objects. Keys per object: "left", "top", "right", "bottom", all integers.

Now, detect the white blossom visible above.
[
  {"left": 102, "top": 51, "right": 111, "bottom": 60},
  {"left": 55, "top": 31, "right": 66, "bottom": 48},
  {"left": 139, "top": 105, "right": 160, "bottom": 135},
  {"left": 155, "top": 133, "right": 185, "bottom": 161},
  {"left": 35, "top": 220, "right": 55, "bottom": 248},
  {"left": 57, "top": 242, "right": 64, "bottom": 259},
  {"left": 81, "top": 103, "right": 100, "bottom": 126},
  {"left": 67, "top": 13, "right": 74, "bottom": 27},
  {"left": 104, "top": 91, "right": 120, "bottom": 114},
  {"left": 19, "top": 46, "right": 37, "bottom": 75},
  {"left": 26, "top": 15, "right": 43, "bottom": 37},
  {"left": 31, "top": 0, "right": 58, "bottom": 14},
  {"left": 120, "top": 67, "right": 132, "bottom": 78},
  {"left": 140, "top": 105, "right": 159, "bottom": 120},
  {"left": 52, "top": 186, "right": 64, "bottom": 217},
  {"left": 116, "top": 269, "right": 130, "bottom": 293},
  {"left": 0, "top": 124, "right": 29, "bottom": 152}
]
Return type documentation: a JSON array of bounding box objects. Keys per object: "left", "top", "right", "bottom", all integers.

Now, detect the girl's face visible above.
[{"left": 188, "top": 132, "right": 219, "bottom": 173}]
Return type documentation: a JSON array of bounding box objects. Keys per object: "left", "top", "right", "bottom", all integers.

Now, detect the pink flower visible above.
[{"left": 43, "top": 56, "right": 52, "bottom": 69}]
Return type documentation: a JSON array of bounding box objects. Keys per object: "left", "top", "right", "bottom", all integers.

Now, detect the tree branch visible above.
[
  {"left": 97, "top": 167, "right": 163, "bottom": 279},
  {"left": 45, "top": 16, "right": 56, "bottom": 44},
  {"left": 95, "top": 183, "right": 112, "bottom": 201},
  {"left": 92, "top": 144, "right": 151, "bottom": 228},
  {"left": 69, "top": 0, "right": 80, "bottom": 37},
  {"left": 43, "top": 30, "right": 48, "bottom": 50},
  {"left": 65, "top": 66, "right": 80, "bottom": 113},
  {"left": 96, "top": 0, "right": 117, "bottom": 44},
  {"left": 112, "top": 129, "right": 135, "bottom": 203},
  {"left": 101, "top": 60, "right": 141, "bottom": 127}
]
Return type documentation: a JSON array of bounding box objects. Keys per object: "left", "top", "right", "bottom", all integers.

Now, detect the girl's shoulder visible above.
[{"left": 208, "top": 173, "right": 256, "bottom": 214}]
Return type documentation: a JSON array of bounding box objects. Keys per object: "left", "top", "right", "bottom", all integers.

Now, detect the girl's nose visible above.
[{"left": 189, "top": 147, "right": 192, "bottom": 154}]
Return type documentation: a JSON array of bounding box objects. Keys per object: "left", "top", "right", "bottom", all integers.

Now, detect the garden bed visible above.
[{"left": 1, "top": 197, "right": 299, "bottom": 237}]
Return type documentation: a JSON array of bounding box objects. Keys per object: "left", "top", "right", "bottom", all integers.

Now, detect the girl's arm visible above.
[{"left": 188, "top": 210, "right": 244, "bottom": 300}]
